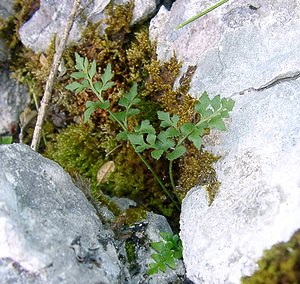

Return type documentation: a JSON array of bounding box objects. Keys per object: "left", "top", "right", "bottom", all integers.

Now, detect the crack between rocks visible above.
[{"left": 234, "top": 71, "right": 300, "bottom": 96}]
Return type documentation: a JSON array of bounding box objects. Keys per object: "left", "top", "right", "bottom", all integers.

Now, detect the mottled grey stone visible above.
[
  {"left": 0, "top": 70, "right": 29, "bottom": 135},
  {"left": 150, "top": 0, "right": 300, "bottom": 97},
  {"left": 0, "top": 144, "right": 126, "bottom": 284}
]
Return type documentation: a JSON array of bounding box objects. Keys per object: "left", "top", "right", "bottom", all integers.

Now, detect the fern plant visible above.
[{"left": 66, "top": 53, "right": 235, "bottom": 210}]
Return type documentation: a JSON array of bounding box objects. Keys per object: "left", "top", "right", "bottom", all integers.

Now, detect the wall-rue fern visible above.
[{"left": 66, "top": 53, "right": 235, "bottom": 210}]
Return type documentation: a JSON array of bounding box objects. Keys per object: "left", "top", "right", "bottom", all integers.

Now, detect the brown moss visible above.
[{"left": 178, "top": 146, "right": 220, "bottom": 203}]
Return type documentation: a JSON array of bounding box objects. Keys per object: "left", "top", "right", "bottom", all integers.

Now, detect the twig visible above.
[{"left": 31, "top": 0, "right": 81, "bottom": 151}]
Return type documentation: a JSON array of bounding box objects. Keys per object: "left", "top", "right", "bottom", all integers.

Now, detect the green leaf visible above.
[
  {"left": 102, "top": 81, "right": 114, "bottom": 91},
  {"left": 65, "top": 81, "right": 83, "bottom": 92},
  {"left": 167, "top": 145, "right": 186, "bottom": 161},
  {"left": 136, "top": 145, "right": 150, "bottom": 152},
  {"left": 126, "top": 83, "right": 138, "bottom": 102},
  {"left": 211, "top": 95, "right": 221, "bottom": 111},
  {"left": 127, "top": 108, "right": 140, "bottom": 117},
  {"left": 173, "top": 246, "right": 183, "bottom": 259},
  {"left": 75, "top": 52, "right": 84, "bottom": 70},
  {"left": 81, "top": 79, "right": 89, "bottom": 88},
  {"left": 151, "top": 241, "right": 164, "bottom": 253},
  {"left": 221, "top": 110, "right": 229, "bottom": 118},
  {"left": 188, "top": 128, "right": 204, "bottom": 149},
  {"left": 147, "top": 263, "right": 159, "bottom": 275},
  {"left": 151, "top": 149, "right": 164, "bottom": 160},
  {"left": 0, "top": 136, "right": 13, "bottom": 144},
  {"left": 98, "top": 100, "right": 110, "bottom": 110},
  {"left": 171, "top": 114, "right": 179, "bottom": 126},
  {"left": 88, "top": 59, "right": 97, "bottom": 79},
  {"left": 127, "top": 133, "right": 145, "bottom": 146},
  {"left": 165, "top": 241, "right": 175, "bottom": 251},
  {"left": 157, "top": 132, "right": 175, "bottom": 150},
  {"left": 101, "top": 63, "right": 113, "bottom": 84},
  {"left": 112, "top": 111, "right": 126, "bottom": 124},
  {"left": 116, "top": 131, "right": 128, "bottom": 141},
  {"left": 164, "top": 257, "right": 176, "bottom": 269},
  {"left": 151, "top": 253, "right": 162, "bottom": 263},
  {"left": 195, "top": 92, "right": 211, "bottom": 115},
  {"left": 180, "top": 122, "right": 195, "bottom": 136},
  {"left": 118, "top": 97, "right": 130, "bottom": 108},
  {"left": 158, "top": 262, "right": 167, "bottom": 273},
  {"left": 160, "top": 232, "right": 173, "bottom": 241},
  {"left": 70, "top": 71, "right": 86, "bottom": 79},
  {"left": 93, "top": 82, "right": 102, "bottom": 93},
  {"left": 157, "top": 111, "right": 172, "bottom": 127},
  {"left": 208, "top": 116, "right": 226, "bottom": 131},
  {"left": 165, "top": 127, "right": 179, "bottom": 137},
  {"left": 86, "top": 100, "right": 95, "bottom": 107},
  {"left": 146, "top": 133, "right": 156, "bottom": 145},
  {"left": 84, "top": 106, "right": 95, "bottom": 123},
  {"left": 199, "top": 91, "right": 210, "bottom": 108},
  {"left": 132, "top": 98, "right": 141, "bottom": 105},
  {"left": 222, "top": 97, "right": 235, "bottom": 111},
  {"left": 136, "top": 120, "right": 155, "bottom": 134}
]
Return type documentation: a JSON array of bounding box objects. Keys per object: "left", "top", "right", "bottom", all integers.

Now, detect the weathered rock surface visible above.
[
  {"left": 0, "top": 143, "right": 124, "bottom": 283},
  {"left": 150, "top": 0, "right": 300, "bottom": 97},
  {"left": 149, "top": 0, "right": 300, "bottom": 283},
  {"left": 19, "top": 0, "right": 160, "bottom": 53},
  {"left": 0, "top": 1, "right": 14, "bottom": 62},
  {"left": 0, "top": 144, "right": 185, "bottom": 283},
  {"left": 0, "top": 70, "right": 29, "bottom": 136}
]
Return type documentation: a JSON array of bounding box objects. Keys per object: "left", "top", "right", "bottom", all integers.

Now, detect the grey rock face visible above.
[
  {"left": 180, "top": 84, "right": 300, "bottom": 283},
  {"left": 0, "top": 144, "right": 126, "bottom": 283},
  {"left": 149, "top": 0, "right": 300, "bottom": 283},
  {"left": 0, "top": 144, "right": 185, "bottom": 283},
  {"left": 0, "top": 1, "right": 14, "bottom": 62},
  {"left": 19, "top": 0, "right": 159, "bottom": 53},
  {"left": 0, "top": 70, "right": 29, "bottom": 135},
  {"left": 150, "top": 0, "right": 300, "bottom": 97}
]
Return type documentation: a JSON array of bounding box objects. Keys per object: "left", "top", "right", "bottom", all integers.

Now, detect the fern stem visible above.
[
  {"left": 176, "top": 0, "right": 229, "bottom": 29},
  {"left": 136, "top": 152, "right": 181, "bottom": 211},
  {"left": 169, "top": 160, "right": 181, "bottom": 203}
]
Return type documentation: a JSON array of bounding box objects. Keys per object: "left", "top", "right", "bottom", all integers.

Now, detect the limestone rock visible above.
[
  {"left": 0, "top": 144, "right": 126, "bottom": 283},
  {"left": 149, "top": 0, "right": 300, "bottom": 283},
  {"left": 180, "top": 85, "right": 300, "bottom": 283},
  {"left": 0, "top": 70, "right": 29, "bottom": 136},
  {"left": 0, "top": 144, "right": 185, "bottom": 283},
  {"left": 19, "top": 0, "right": 159, "bottom": 53},
  {"left": 150, "top": 0, "right": 300, "bottom": 97}
]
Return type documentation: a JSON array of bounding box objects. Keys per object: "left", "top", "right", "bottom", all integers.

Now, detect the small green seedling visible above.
[
  {"left": 148, "top": 232, "right": 183, "bottom": 275},
  {"left": 66, "top": 53, "right": 235, "bottom": 210},
  {"left": 0, "top": 136, "right": 13, "bottom": 144}
]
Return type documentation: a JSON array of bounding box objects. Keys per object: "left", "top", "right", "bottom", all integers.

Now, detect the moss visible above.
[
  {"left": 125, "top": 240, "right": 136, "bottom": 264},
  {"left": 120, "top": 207, "right": 147, "bottom": 227},
  {"left": 178, "top": 146, "right": 220, "bottom": 203},
  {"left": 242, "top": 229, "right": 300, "bottom": 284}
]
